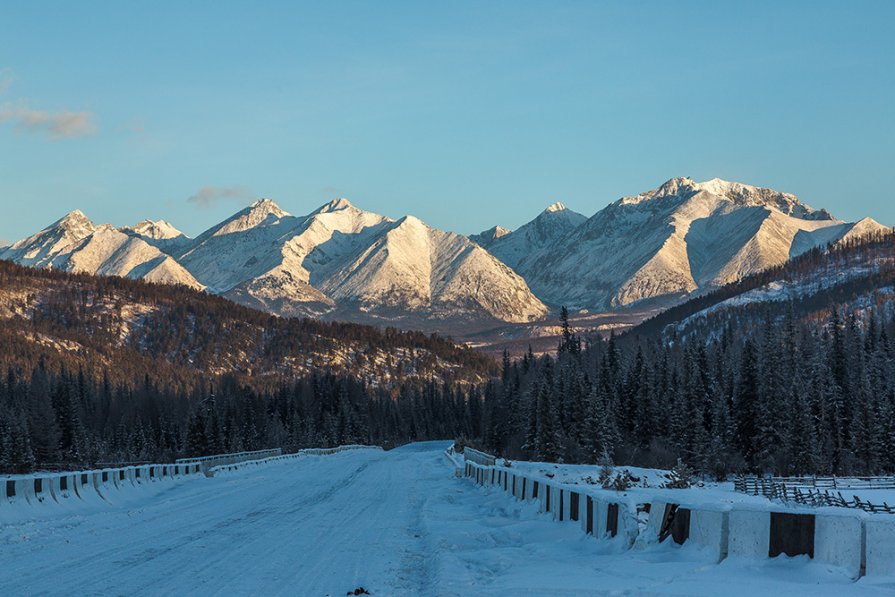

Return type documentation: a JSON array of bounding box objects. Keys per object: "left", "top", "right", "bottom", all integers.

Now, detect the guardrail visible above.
[
  {"left": 2, "top": 445, "right": 382, "bottom": 513},
  {"left": 212, "top": 444, "right": 382, "bottom": 477},
  {"left": 461, "top": 447, "right": 497, "bottom": 467},
  {"left": 176, "top": 448, "right": 283, "bottom": 472},
  {"left": 460, "top": 458, "right": 895, "bottom": 580},
  {"left": 0, "top": 463, "right": 203, "bottom": 512},
  {"left": 209, "top": 445, "right": 382, "bottom": 475}
]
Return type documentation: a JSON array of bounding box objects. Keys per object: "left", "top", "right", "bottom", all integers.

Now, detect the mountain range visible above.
[{"left": 2, "top": 177, "right": 888, "bottom": 331}]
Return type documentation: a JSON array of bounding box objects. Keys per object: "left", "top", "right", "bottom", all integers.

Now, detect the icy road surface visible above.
[{"left": 1, "top": 441, "right": 891, "bottom": 596}]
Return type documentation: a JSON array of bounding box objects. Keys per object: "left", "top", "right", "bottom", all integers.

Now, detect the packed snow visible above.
[{"left": 1, "top": 442, "right": 892, "bottom": 595}]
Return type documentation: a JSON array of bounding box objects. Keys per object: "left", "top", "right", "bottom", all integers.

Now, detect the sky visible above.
[{"left": 1, "top": 1, "right": 893, "bottom": 244}]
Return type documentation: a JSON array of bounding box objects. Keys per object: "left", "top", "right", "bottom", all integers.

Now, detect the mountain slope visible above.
[
  {"left": 472, "top": 202, "right": 586, "bottom": 271},
  {"left": 630, "top": 229, "right": 895, "bottom": 340},
  {"left": 520, "top": 177, "right": 888, "bottom": 309}
]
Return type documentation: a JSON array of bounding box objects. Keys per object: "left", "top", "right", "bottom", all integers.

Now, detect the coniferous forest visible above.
[{"left": 478, "top": 303, "right": 895, "bottom": 478}]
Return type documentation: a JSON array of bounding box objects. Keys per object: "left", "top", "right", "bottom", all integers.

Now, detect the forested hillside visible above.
[
  {"left": 0, "top": 260, "right": 494, "bottom": 391},
  {"left": 0, "top": 260, "right": 493, "bottom": 472},
  {"left": 474, "top": 233, "right": 895, "bottom": 477}
]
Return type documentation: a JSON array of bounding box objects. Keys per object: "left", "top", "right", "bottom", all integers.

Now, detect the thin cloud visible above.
[
  {"left": 187, "top": 185, "right": 254, "bottom": 209},
  {"left": 0, "top": 102, "right": 97, "bottom": 138},
  {"left": 0, "top": 68, "right": 13, "bottom": 95}
]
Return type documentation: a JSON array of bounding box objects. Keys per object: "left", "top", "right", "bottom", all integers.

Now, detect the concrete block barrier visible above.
[
  {"left": 75, "top": 472, "right": 106, "bottom": 505},
  {"left": 31, "top": 477, "right": 54, "bottom": 504},
  {"left": 135, "top": 465, "right": 153, "bottom": 486},
  {"left": 689, "top": 509, "right": 729, "bottom": 562},
  {"left": 2, "top": 478, "right": 31, "bottom": 506},
  {"left": 646, "top": 501, "right": 668, "bottom": 542},
  {"left": 14, "top": 478, "right": 36, "bottom": 505},
  {"left": 455, "top": 463, "right": 885, "bottom": 578},
  {"left": 729, "top": 510, "right": 770, "bottom": 558},
  {"left": 49, "top": 474, "right": 77, "bottom": 503},
  {"left": 865, "top": 517, "right": 895, "bottom": 576},
  {"left": 814, "top": 513, "right": 863, "bottom": 578}
]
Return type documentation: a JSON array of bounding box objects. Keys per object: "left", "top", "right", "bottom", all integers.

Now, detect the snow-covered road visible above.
[{"left": 1, "top": 442, "right": 891, "bottom": 596}]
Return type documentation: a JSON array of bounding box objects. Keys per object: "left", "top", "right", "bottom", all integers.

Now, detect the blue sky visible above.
[{"left": 1, "top": 1, "right": 893, "bottom": 243}]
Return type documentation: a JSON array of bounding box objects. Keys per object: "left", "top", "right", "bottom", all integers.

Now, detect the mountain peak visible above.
[
  {"left": 248, "top": 198, "right": 288, "bottom": 215},
  {"left": 56, "top": 209, "right": 92, "bottom": 227},
  {"left": 544, "top": 202, "right": 567, "bottom": 213},
  {"left": 330, "top": 197, "right": 353, "bottom": 210},
  {"left": 469, "top": 225, "right": 510, "bottom": 248},
  {"left": 209, "top": 198, "right": 290, "bottom": 237},
  {"left": 127, "top": 219, "right": 185, "bottom": 240},
  {"left": 618, "top": 177, "right": 698, "bottom": 206}
]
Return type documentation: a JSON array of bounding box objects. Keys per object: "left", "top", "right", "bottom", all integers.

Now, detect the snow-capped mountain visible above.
[
  {"left": 472, "top": 202, "right": 587, "bottom": 271},
  {"left": 2, "top": 177, "right": 887, "bottom": 330},
  {"left": 469, "top": 225, "right": 510, "bottom": 247},
  {"left": 122, "top": 219, "right": 191, "bottom": 252},
  {"left": 2, "top": 199, "right": 547, "bottom": 324},
  {"left": 1, "top": 211, "right": 203, "bottom": 289},
  {"left": 511, "top": 177, "right": 888, "bottom": 309}
]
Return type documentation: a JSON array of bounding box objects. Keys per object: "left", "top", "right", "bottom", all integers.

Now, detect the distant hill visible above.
[{"left": 0, "top": 260, "right": 496, "bottom": 391}]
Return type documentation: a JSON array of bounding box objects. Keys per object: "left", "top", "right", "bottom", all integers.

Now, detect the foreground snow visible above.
[{"left": 1, "top": 442, "right": 892, "bottom": 595}]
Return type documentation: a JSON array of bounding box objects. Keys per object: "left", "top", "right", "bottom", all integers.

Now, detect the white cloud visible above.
[
  {"left": 0, "top": 101, "right": 97, "bottom": 138},
  {"left": 187, "top": 185, "right": 254, "bottom": 209}
]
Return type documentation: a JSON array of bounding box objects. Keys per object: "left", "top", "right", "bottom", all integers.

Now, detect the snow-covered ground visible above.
[
  {"left": 1, "top": 442, "right": 892, "bottom": 596},
  {"left": 506, "top": 460, "right": 778, "bottom": 509}
]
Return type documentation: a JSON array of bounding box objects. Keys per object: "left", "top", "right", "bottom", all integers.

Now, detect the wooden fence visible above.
[{"left": 735, "top": 475, "right": 895, "bottom": 514}]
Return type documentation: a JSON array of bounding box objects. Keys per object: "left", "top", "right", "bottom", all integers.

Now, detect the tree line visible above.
[
  {"left": 0, "top": 363, "right": 482, "bottom": 473},
  {"left": 476, "top": 297, "right": 895, "bottom": 477}
]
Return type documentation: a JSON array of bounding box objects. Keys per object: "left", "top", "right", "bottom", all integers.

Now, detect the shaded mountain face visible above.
[
  {"left": 2, "top": 198, "right": 547, "bottom": 325},
  {"left": 3, "top": 177, "right": 886, "bottom": 330},
  {"left": 493, "top": 177, "right": 887, "bottom": 310}
]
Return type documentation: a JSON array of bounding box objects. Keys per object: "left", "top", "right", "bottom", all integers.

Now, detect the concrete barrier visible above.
[
  {"left": 689, "top": 509, "right": 729, "bottom": 562},
  {"left": 14, "top": 478, "right": 36, "bottom": 505},
  {"left": 75, "top": 472, "right": 106, "bottom": 505},
  {"left": 176, "top": 448, "right": 283, "bottom": 472},
  {"left": 463, "top": 447, "right": 497, "bottom": 467},
  {"left": 31, "top": 476, "right": 54, "bottom": 504},
  {"left": 866, "top": 517, "right": 895, "bottom": 576},
  {"left": 136, "top": 465, "right": 153, "bottom": 486},
  {"left": 49, "top": 474, "right": 77, "bottom": 503},
  {"left": 814, "top": 513, "right": 863, "bottom": 578},
  {"left": 646, "top": 500, "right": 668, "bottom": 542},
  {"left": 456, "top": 464, "right": 883, "bottom": 577},
  {"left": 729, "top": 510, "right": 770, "bottom": 557},
  {"left": 2, "top": 478, "right": 31, "bottom": 506}
]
